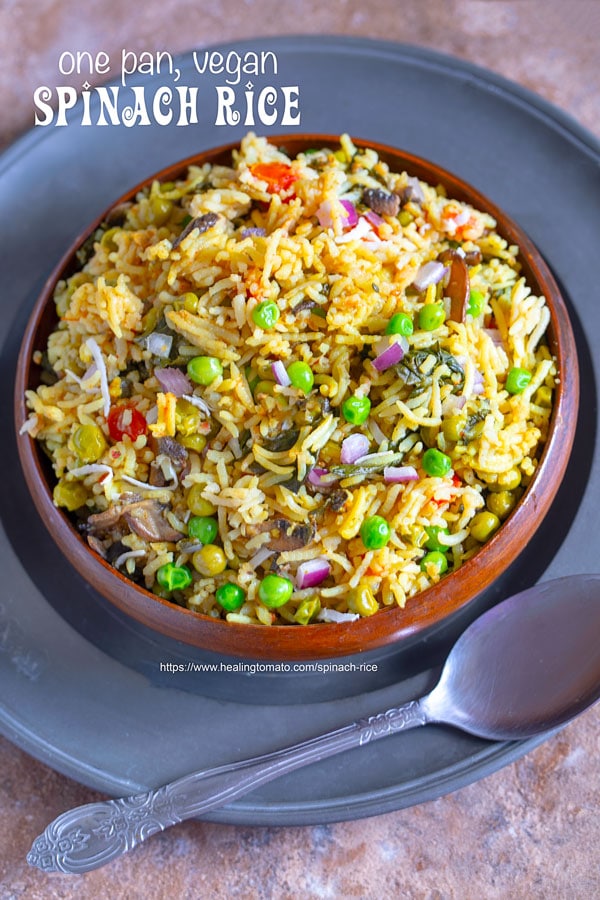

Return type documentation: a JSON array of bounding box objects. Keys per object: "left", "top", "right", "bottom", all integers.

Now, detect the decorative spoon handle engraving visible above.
[
  {"left": 27, "top": 700, "right": 427, "bottom": 873},
  {"left": 29, "top": 576, "right": 600, "bottom": 875}
]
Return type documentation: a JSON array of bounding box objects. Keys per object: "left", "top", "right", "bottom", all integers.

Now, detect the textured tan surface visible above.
[{"left": 1, "top": 1, "right": 599, "bottom": 897}]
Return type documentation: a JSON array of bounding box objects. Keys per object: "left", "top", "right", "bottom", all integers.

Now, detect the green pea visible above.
[
  {"left": 386, "top": 313, "right": 413, "bottom": 336},
  {"left": 419, "top": 303, "right": 446, "bottom": 331},
  {"left": 180, "top": 434, "right": 207, "bottom": 454},
  {"left": 497, "top": 468, "right": 522, "bottom": 491},
  {"left": 215, "top": 582, "right": 246, "bottom": 611},
  {"left": 186, "top": 485, "right": 216, "bottom": 517},
  {"left": 71, "top": 424, "right": 107, "bottom": 463},
  {"left": 252, "top": 300, "right": 280, "bottom": 330},
  {"left": 486, "top": 490, "right": 517, "bottom": 520},
  {"left": 183, "top": 291, "right": 199, "bottom": 312},
  {"left": 348, "top": 583, "right": 380, "bottom": 617},
  {"left": 258, "top": 574, "right": 294, "bottom": 608},
  {"left": 420, "top": 425, "right": 439, "bottom": 448},
  {"left": 341, "top": 395, "right": 371, "bottom": 425},
  {"left": 534, "top": 385, "right": 553, "bottom": 408},
  {"left": 53, "top": 480, "right": 87, "bottom": 511},
  {"left": 150, "top": 196, "right": 174, "bottom": 226},
  {"left": 422, "top": 447, "right": 452, "bottom": 477},
  {"left": 187, "top": 356, "right": 223, "bottom": 385},
  {"left": 156, "top": 563, "right": 193, "bottom": 592},
  {"left": 467, "top": 290, "right": 485, "bottom": 317},
  {"left": 188, "top": 516, "right": 218, "bottom": 544},
  {"left": 360, "top": 515, "right": 391, "bottom": 550},
  {"left": 424, "top": 525, "right": 450, "bottom": 552},
  {"left": 100, "top": 227, "right": 120, "bottom": 252},
  {"left": 470, "top": 511, "right": 501, "bottom": 542},
  {"left": 399, "top": 210, "right": 414, "bottom": 226},
  {"left": 442, "top": 414, "right": 466, "bottom": 443},
  {"left": 420, "top": 551, "right": 448, "bottom": 575},
  {"left": 293, "top": 597, "right": 321, "bottom": 625},
  {"left": 506, "top": 367, "right": 532, "bottom": 394},
  {"left": 287, "top": 361, "right": 314, "bottom": 394}
]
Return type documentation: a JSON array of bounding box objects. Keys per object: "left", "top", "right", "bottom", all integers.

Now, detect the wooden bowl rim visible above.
[{"left": 14, "top": 134, "right": 580, "bottom": 659}]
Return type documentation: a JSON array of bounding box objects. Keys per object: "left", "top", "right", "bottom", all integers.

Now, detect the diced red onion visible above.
[
  {"left": 473, "top": 370, "right": 485, "bottom": 395},
  {"left": 412, "top": 261, "right": 448, "bottom": 292},
  {"left": 383, "top": 465, "right": 419, "bottom": 483},
  {"left": 155, "top": 367, "right": 193, "bottom": 397},
  {"left": 248, "top": 546, "right": 275, "bottom": 569},
  {"left": 441, "top": 394, "right": 467, "bottom": 416},
  {"left": 373, "top": 339, "right": 406, "bottom": 371},
  {"left": 271, "top": 360, "right": 291, "bottom": 386},
  {"left": 296, "top": 558, "right": 331, "bottom": 589},
  {"left": 483, "top": 328, "right": 503, "bottom": 346},
  {"left": 307, "top": 467, "right": 338, "bottom": 489},
  {"left": 316, "top": 198, "right": 357, "bottom": 230},
  {"left": 453, "top": 209, "right": 471, "bottom": 226},
  {"left": 336, "top": 217, "right": 373, "bottom": 243},
  {"left": 339, "top": 200, "right": 358, "bottom": 227},
  {"left": 241, "top": 227, "right": 266, "bottom": 238},
  {"left": 364, "top": 209, "right": 384, "bottom": 229},
  {"left": 341, "top": 433, "right": 370, "bottom": 464},
  {"left": 143, "top": 332, "right": 173, "bottom": 358}
]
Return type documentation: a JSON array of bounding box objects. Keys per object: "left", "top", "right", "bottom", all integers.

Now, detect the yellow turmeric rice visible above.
[{"left": 21, "top": 133, "right": 556, "bottom": 625}]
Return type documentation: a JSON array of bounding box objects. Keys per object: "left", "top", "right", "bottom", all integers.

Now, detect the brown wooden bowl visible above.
[{"left": 14, "top": 135, "right": 579, "bottom": 659}]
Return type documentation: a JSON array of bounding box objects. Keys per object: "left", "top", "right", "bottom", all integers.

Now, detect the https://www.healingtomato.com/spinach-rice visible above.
[{"left": 21, "top": 133, "right": 556, "bottom": 626}]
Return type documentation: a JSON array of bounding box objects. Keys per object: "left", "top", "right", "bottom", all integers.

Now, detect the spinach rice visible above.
[{"left": 21, "top": 133, "right": 556, "bottom": 625}]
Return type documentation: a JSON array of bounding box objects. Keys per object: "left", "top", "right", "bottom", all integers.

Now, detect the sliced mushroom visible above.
[
  {"left": 362, "top": 188, "right": 400, "bottom": 217},
  {"left": 326, "top": 489, "right": 351, "bottom": 512},
  {"left": 400, "top": 176, "right": 426, "bottom": 206},
  {"left": 254, "top": 517, "right": 316, "bottom": 552},
  {"left": 86, "top": 505, "right": 123, "bottom": 534},
  {"left": 87, "top": 535, "right": 107, "bottom": 558},
  {"left": 292, "top": 298, "right": 317, "bottom": 314},
  {"left": 122, "top": 500, "right": 184, "bottom": 543},
  {"left": 148, "top": 464, "right": 168, "bottom": 487},
  {"left": 106, "top": 202, "right": 133, "bottom": 226},
  {"left": 463, "top": 248, "right": 483, "bottom": 266},
  {"left": 438, "top": 249, "right": 470, "bottom": 323},
  {"left": 172, "top": 213, "right": 219, "bottom": 249},
  {"left": 157, "top": 436, "right": 188, "bottom": 465},
  {"left": 106, "top": 540, "right": 129, "bottom": 564}
]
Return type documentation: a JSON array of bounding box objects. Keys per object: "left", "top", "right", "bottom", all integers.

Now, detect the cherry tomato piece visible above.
[
  {"left": 249, "top": 162, "right": 298, "bottom": 194},
  {"left": 107, "top": 404, "right": 148, "bottom": 441}
]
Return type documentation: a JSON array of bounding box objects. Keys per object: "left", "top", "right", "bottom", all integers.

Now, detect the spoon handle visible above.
[{"left": 27, "top": 699, "right": 428, "bottom": 873}]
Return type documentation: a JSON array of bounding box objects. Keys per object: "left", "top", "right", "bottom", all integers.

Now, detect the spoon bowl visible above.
[
  {"left": 28, "top": 574, "right": 600, "bottom": 874},
  {"left": 422, "top": 575, "right": 600, "bottom": 739}
]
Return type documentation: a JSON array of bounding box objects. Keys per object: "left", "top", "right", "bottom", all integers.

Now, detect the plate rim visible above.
[{"left": 1, "top": 35, "right": 597, "bottom": 824}]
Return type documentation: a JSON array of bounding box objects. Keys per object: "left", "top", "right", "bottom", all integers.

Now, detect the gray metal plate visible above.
[{"left": 0, "top": 37, "right": 598, "bottom": 824}]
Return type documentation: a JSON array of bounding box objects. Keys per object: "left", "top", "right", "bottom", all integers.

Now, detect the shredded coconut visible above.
[
  {"left": 121, "top": 474, "right": 175, "bottom": 491},
  {"left": 114, "top": 549, "right": 146, "bottom": 568},
  {"left": 19, "top": 416, "right": 38, "bottom": 435},
  {"left": 85, "top": 338, "right": 111, "bottom": 417},
  {"left": 317, "top": 609, "right": 360, "bottom": 624},
  {"left": 182, "top": 394, "right": 212, "bottom": 416},
  {"left": 68, "top": 464, "right": 114, "bottom": 483}
]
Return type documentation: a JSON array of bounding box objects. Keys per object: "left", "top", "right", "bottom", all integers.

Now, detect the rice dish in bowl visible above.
[{"left": 17, "top": 133, "right": 575, "bottom": 650}]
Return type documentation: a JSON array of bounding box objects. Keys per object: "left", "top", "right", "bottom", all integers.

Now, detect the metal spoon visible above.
[{"left": 27, "top": 574, "right": 600, "bottom": 874}]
